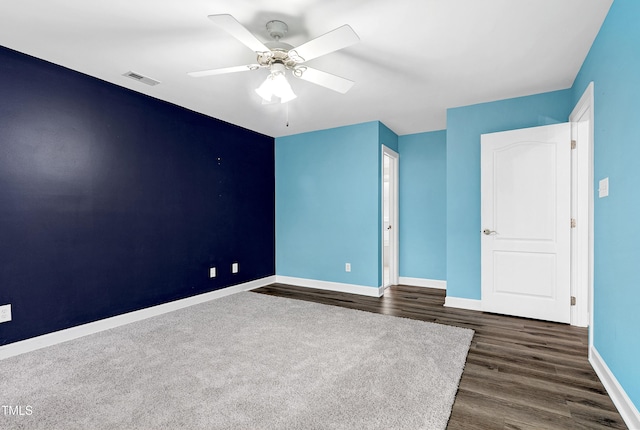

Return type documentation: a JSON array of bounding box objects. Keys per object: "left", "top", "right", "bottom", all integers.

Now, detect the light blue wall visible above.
[
  {"left": 276, "top": 121, "right": 389, "bottom": 288},
  {"left": 398, "top": 130, "right": 447, "bottom": 280},
  {"left": 379, "top": 122, "right": 399, "bottom": 153},
  {"left": 445, "top": 90, "right": 573, "bottom": 300},
  {"left": 572, "top": 0, "right": 640, "bottom": 408}
]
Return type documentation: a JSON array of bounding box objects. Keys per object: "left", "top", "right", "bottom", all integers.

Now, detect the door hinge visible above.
[
  {"left": 571, "top": 296, "right": 576, "bottom": 306},
  {"left": 571, "top": 218, "right": 576, "bottom": 228},
  {"left": 571, "top": 140, "right": 577, "bottom": 150}
]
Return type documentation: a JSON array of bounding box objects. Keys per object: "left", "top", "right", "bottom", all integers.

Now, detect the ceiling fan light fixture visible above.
[
  {"left": 255, "top": 63, "right": 297, "bottom": 103},
  {"left": 255, "top": 76, "right": 275, "bottom": 102},
  {"left": 272, "top": 73, "right": 297, "bottom": 103}
]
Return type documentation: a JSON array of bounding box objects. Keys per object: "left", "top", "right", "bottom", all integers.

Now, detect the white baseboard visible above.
[
  {"left": 398, "top": 277, "right": 446, "bottom": 289},
  {"left": 0, "top": 276, "right": 276, "bottom": 360},
  {"left": 589, "top": 346, "right": 640, "bottom": 429},
  {"left": 444, "top": 296, "right": 482, "bottom": 311},
  {"left": 275, "top": 276, "right": 384, "bottom": 297}
]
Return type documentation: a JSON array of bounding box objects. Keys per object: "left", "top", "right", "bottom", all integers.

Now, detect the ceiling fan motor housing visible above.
[{"left": 257, "top": 47, "right": 299, "bottom": 69}]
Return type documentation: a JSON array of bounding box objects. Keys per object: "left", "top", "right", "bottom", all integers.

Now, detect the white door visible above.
[
  {"left": 382, "top": 147, "right": 399, "bottom": 288},
  {"left": 481, "top": 123, "right": 571, "bottom": 323}
]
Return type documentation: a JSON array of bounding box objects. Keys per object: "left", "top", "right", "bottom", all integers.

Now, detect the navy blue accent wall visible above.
[{"left": 0, "top": 46, "right": 275, "bottom": 345}]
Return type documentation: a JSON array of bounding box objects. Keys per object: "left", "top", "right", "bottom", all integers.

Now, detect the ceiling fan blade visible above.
[
  {"left": 208, "top": 14, "right": 269, "bottom": 53},
  {"left": 187, "top": 64, "right": 260, "bottom": 78},
  {"left": 295, "top": 66, "right": 355, "bottom": 94},
  {"left": 290, "top": 25, "right": 359, "bottom": 63}
]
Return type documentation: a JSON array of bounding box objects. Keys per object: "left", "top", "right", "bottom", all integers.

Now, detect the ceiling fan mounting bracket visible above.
[{"left": 266, "top": 20, "right": 288, "bottom": 40}]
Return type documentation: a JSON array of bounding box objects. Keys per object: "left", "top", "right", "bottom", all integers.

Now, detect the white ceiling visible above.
[{"left": 0, "top": 0, "right": 612, "bottom": 138}]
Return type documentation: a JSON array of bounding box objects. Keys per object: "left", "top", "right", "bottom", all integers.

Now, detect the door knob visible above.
[{"left": 483, "top": 229, "right": 497, "bottom": 235}]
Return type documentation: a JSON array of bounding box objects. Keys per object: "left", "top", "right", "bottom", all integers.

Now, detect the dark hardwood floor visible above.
[{"left": 252, "top": 283, "right": 627, "bottom": 429}]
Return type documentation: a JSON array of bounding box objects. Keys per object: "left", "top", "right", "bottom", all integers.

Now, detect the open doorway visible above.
[{"left": 382, "top": 146, "right": 399, "bottom": 289}]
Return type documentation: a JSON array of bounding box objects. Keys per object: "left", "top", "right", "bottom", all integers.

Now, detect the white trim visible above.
[
  {"left": 444, "top": 296, "right": 482, "bottom": 311},
  {"left": 569, "top": 81, "right": 594, "bottom": 329},
  {"left": 590, "top": 346, "right": 640, "bottom": 429},
  {"left": 0, "top": 276, "right": 276, "bottom": 360},
  {"left": 276, "top": 275, "right": 384, "bottom": 297},
  {"left": 399, "top": 277, "right": 446, "bottom": 289},
  {"left": 381, "top": 145, "right": 400, "bottom": 288}
]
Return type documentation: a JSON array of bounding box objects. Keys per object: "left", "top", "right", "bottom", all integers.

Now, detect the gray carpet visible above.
[{"left": 0, "top": 292, "right": 473, "bottom": 429}]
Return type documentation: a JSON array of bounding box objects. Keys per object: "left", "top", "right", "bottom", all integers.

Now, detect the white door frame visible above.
[
  {"left": 381, "top": 146, "right": 399, "bottom": 288},
  {"left": 569, "top": 82, "right": 595, "bottom": 330}
]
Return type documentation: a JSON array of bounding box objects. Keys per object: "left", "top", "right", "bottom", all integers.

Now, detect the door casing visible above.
[
  {"left": 569, "top": 82, "right": 595, "bottom": 329},
  {"left": 382, "top": 146, "right": 399, "bottom": 288}
]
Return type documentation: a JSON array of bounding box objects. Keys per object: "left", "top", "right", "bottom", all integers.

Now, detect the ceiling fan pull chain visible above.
[{"left": 286, "top": 103, "right": 290, "bottom": 127}]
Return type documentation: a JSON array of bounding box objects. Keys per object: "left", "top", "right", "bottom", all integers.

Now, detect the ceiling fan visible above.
[{"left": 188, "top": 14, "right": 360, "bottom": 103}]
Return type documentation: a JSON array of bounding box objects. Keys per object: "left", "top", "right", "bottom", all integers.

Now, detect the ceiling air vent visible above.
[{"left": 123, "top": 71, "right": 160, "bottom": 86}]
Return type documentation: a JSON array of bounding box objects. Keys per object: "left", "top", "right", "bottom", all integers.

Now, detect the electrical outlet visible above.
[
  {"left": 0, "top": 304, "right": 12, "bottom": 323},
  {"left": 345, "top": 263, "right": 351, "bottom": 272},
  {"left": 209, "top": 267, "right": 216, "bottom": 278},
  {"left": 232, "top": 263, "right": 239, "bottom": 274}
]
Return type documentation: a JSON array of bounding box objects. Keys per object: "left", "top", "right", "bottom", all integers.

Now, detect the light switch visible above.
[{"left": 599, "top": 177, "right": 609, "bottom": 198}]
